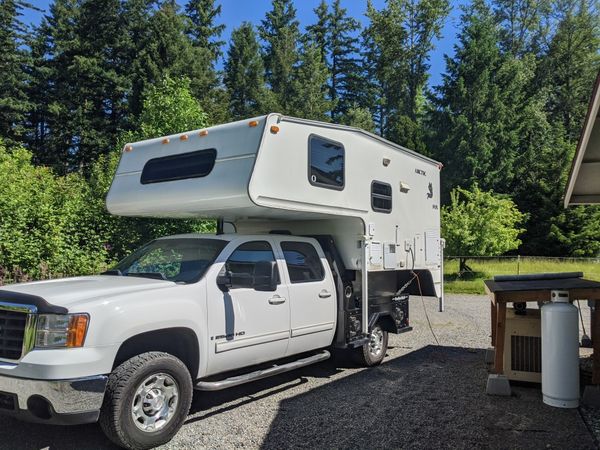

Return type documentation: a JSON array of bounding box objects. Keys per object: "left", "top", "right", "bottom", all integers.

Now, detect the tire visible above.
[
  {"left": 99, "top": 352, "right": 193, "bottom": 450},
  {"left": 353, "top": 323, "right": 388, "bottom": 367}
]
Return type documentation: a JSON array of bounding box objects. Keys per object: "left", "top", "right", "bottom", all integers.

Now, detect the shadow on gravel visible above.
[
  {"left": 0, "top": 346, "right": 594, "bottom": 450},
  {"left": 260, "top": 345, "right": 596, "bottom": 450}
]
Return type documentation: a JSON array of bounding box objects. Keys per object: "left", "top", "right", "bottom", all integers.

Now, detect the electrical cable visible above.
[
  {"left": 407, "top": 246, "right": 440, "bottom": 346},
  {"left": 414, "top": 270, "right": 440, "bottom": 346}
]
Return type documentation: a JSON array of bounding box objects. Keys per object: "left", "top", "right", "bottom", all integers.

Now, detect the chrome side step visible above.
[{"left": 195, "top": 350, "right": 331, "bottom": 391}]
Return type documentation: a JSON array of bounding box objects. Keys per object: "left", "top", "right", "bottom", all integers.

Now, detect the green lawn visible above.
[{"left": 444, "top": 257, "right": 600, "bottom": 294}]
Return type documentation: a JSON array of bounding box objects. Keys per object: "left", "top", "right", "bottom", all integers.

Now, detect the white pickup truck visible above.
[{"left": 0, "top": 114, "right": 442, "bottom": 449}]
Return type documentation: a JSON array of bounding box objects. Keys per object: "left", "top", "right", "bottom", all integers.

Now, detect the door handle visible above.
[
  {"left": 319, "top": 290, "right": 332, "bottom": 298},
  {"left": 268, "top": 295, "right": 286, "bottom": 305}
]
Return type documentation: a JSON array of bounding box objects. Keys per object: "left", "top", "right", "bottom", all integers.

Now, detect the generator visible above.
[{"left": 503, "top": 308, "right": 542, "bottom": 383}]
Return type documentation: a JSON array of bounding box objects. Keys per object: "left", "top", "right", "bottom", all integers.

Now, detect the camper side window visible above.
[
  {"left": 225, "top": 241, "right": 280, "bottom": 286},
  {"left": 308, "top": 135, "right": 344, "bottom": 190},
  {"left": 371, "top": 181, "right": 392, "bottom": 213},
  {"left": 281, "top": 242, "right": 325, "bottom": 283},
  {"left": 140, "top": 148, "right": 217, "bottom": 184}
]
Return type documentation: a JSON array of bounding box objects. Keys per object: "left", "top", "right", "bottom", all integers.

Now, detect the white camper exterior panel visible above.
[{"left": 249, "top": 116, "right": 442, "bottom": 276}]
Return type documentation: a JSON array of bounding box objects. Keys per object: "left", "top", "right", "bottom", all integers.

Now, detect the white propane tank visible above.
[{"left": 541, "top": 290, "right": 579, "bottom": 408}]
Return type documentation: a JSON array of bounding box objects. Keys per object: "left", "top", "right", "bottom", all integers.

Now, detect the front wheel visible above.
[
  {"left": 99, "top": 352, "right": 193, "bottom": 450},
  {"left": 353, "top": 324, "right": 388, "bottom": 367}
]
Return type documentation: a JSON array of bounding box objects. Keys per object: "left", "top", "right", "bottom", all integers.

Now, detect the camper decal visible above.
[{"left": 427, "top": 182, "right": 433, "bottom": 199}]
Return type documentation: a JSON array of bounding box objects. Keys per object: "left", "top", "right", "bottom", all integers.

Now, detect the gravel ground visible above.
[{"left": 0, "top": 294, "right": 596, "bottom": 449}]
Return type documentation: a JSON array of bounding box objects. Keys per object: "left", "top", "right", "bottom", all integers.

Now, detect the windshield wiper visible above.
[
  {"left": 101, "top": 269, "right": 123, "bottom": 276},
  {"left": 126, "top": 272, "right": 168, "bottom": 281}
]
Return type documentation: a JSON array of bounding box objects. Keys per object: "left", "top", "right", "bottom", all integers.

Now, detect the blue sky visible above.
[{"left": 22, "top": 0, "right": 465, "bottom": 88}]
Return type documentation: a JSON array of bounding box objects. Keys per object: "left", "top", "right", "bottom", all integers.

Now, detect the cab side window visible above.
[
  {"left": 281, "top": 242, "right": 324, "bottom": 283},
  {"left": 225, "top": 241, "right": 279, "bottom": 284}
]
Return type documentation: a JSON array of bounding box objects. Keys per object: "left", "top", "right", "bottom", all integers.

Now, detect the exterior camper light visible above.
[
  {"left": 162, "top": 138, "right": 170, "bottom": 145},
  {"left": 199, "top": 130, "right": 208, "bottom": 137},
  {"left": 270, "top": 125, "right": 280, "bottom": 134},
  {"left": 249, "top": 120, "right": 259, "bottom": 127},
  {"left": 180, "top": 134, "right": 189, "bottom": 141},
  {"left": 124, "top": 145, "right": 133, "bottom": 152},
  {"left": 383, "top": 158, "right": 391, "bottom": 166}
]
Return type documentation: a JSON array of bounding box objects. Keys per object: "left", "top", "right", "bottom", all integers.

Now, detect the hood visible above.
[{"left": 0, "top": 275, "right": 176, "bottom": 311}]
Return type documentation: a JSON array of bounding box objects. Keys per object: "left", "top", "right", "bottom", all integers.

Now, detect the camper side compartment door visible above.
[
  {"left": 205, "top": 239, "right": 291, "bottom": 375},
  {"left": 279, "top": 240, "right": 337, "bottom": 355}
]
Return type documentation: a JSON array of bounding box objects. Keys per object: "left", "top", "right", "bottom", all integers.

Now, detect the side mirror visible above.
[
  {"left": 216, "top": 272, "right": 231, "bottom": 292},
  {"left": 253, "top": 261, "right": 278, "bottom": 292}
]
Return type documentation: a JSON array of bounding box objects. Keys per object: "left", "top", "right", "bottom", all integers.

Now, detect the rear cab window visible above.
[{"left": 281, "top": 241, "right": 325, "bottom": 283}]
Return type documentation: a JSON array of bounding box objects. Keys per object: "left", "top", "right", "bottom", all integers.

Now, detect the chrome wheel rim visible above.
[
  {"left": 132, "top": 373, "right": 179, "bottom": 432},
  {"left": 368, "top": 328, "right": 384, "bottom": 357}
]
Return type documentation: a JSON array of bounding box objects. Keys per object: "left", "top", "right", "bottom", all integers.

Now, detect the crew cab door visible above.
[
  {"left": 206, "top": 240, "right": 290, "bottom": 375},
  {"left": 278, "top": 240, "right": 337, "bottom": 355}
]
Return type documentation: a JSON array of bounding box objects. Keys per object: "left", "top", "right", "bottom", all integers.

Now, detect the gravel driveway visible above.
[{"left": 0, "top": 294, "right": 596, "bottom": 449}]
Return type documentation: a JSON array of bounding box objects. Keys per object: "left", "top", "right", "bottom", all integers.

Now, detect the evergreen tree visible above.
[
  {"left": 35, "top": 0, "right": 80, "bottom": 168},
  {"left": 122, "top": 0, "right": 159, "bottom": 118},
  {"left": 0, "top": 0, "right": 33, "bottom": 143},
  {"left": 305, "top": 0, "right": 328, "bottom": 63},
  {"left": 493, "top": 0, "right": 551, "bottom": 56},
  {"left": 363, "top": 0, "right": 448, "bottom": 144},
  {"left": 543, "top": 0, "right": 600, "bottom": 141},
  {"left": 290, "top": 43, "right": 332, "bottom": 121},
  {"left": 430, "top": 0, "right": 504, "bottom": 193},
  {"left": 340, "top": 104, "right": 376, "bottom": 132},
  {"left": 185, "top": 0, "right": 225, "bottom": 62},
  {"left": 224, "top": 23, "right": 272, "bottom": 120},
  {"left": 327, "top": 0, "right": 361, "bottom": 120},
  {"left": 258, "top": 0, "right": 300, "bottom": 112},
  {"left": 72, "top": 0, "right": 130, "bottom": 165},
  {"left": 127, "top": 1, "right": 217, "bottom": 121}
]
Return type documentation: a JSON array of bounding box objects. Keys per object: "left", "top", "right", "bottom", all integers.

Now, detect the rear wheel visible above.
[
  {"left": 99, "top": 352, "right": 193, "bottom": 450},
  {"left": 353, "top": 323, "right": 388, "bottom": 367}
]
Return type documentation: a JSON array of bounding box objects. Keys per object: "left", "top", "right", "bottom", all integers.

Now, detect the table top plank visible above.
[{"left": 484, "top": 277, "right": 600, "bottom": 293}]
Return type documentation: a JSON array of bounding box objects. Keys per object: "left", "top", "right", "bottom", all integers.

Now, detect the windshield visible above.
[{"left": 112, "top": 238, "right": 228, "bottom": 283}]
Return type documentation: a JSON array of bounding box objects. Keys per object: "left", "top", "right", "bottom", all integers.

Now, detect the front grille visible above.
[
  {"left": 0, "top": 309, "right": 27, "bottom": 360},
  {"left": 511, "top": 335, "right": 541, "bottom": 373}
]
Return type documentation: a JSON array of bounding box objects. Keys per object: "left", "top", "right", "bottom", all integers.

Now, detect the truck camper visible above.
[{"left": 0, "top": 113, "right": 443, "bottom": 449}]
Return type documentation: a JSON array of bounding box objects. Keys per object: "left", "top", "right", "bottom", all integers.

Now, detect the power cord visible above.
[{"left": 407, "top": 247, "right": 441, "bottom": 346}]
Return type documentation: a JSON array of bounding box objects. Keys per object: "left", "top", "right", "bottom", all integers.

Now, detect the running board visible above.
[{"left": 195, "top": 350, "right": 331, "bottom": 391}]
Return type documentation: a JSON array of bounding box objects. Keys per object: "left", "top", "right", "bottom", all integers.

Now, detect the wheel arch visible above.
[{"left": 112, "top": 327, "right": 200, "bottom": 380}]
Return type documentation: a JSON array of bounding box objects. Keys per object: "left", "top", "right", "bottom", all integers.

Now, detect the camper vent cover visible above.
[{"left": 510, "top": 335, "right": 541, "bottom": 373}]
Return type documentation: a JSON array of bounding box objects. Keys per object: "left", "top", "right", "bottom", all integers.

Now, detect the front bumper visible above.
[{"left": 0, "top": 374, "right": 107, "bottom": 425}]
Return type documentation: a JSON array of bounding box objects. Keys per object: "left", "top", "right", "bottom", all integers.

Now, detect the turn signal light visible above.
[
  {"left": 270, "top": 125, "right": 280, "bottom": 134},
  {"left": 66, "top": 315, "right": 89, "bottom": 348}
]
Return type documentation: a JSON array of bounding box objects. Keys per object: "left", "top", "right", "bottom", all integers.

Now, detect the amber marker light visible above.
[
  {"left": 270, "top": 125, "right": 280, "bottom": 134},
  {"left": 180, "top": 134, "right": 189, "bottom": 141},
  {"left": 66, "top": 314, "right": 89, "bottom": 348},
  {"left": 124, "top": 145, "right": 133, "bottom": 152},
  {"left": 199, "top": 130, "right": 208, "bottom": 137},
  {"left": 249, "top": 120, "right": 259, "bottom": 127},
  {"left": 162, "top": 138, "right": 170, "bottom": 144}
]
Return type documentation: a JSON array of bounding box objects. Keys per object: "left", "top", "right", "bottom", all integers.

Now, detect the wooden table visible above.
[{"left": 484, "top": 274, "right": 600, "bottom": 384}]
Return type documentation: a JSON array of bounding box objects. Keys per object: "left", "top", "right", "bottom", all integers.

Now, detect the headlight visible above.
[{"left": 35, "top": 314, "right": 89, "bottom": 348}]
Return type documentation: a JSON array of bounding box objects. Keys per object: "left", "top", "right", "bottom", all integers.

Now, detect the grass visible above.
[{"left": 444, "top": 257, "right": 600, "bottom": 294}]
